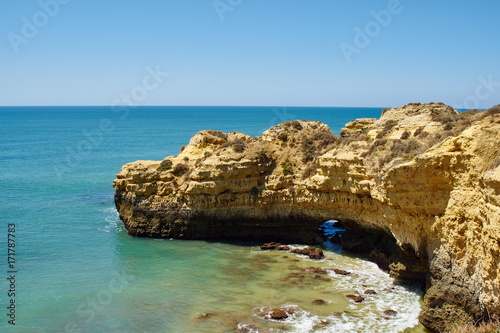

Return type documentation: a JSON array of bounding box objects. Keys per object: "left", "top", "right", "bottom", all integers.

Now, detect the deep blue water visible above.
[{"left": 0, "top": 106, "right": 428, "bottom": 333}]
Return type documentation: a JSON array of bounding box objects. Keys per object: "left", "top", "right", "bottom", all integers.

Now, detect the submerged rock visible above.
[
  {"left": 305, "top": 267, "right": 328, "bottom": 274},
  {"left": 288, "top": 265, "right": 303, "bottom": 271},
  {"left": 251, "top": 263, "right": 268, "bottom": 270},
  {"left": 195, "top": 313, "right": 215, "bottom": 320},
  {"left": 235, "top": 323, "right": 258, "bottom": 332}
]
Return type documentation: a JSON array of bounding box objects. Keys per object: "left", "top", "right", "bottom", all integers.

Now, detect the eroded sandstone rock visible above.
[{"left": 114, "top": 103, "right": 500, "bottom": 330}]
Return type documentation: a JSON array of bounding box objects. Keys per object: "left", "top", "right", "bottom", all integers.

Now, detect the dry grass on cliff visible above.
[
  {"left": 486, "top": 104, "right": 500, "bottom": 115},
  {"left": 490, "top": 158, "right": 500, "bottom": 170},
  {"left": 359, "top": 108, "right": 499, "bottom": 173},
  {"left": 172, "top": 163, "right": 189, "bottom": 176},
  {"left": 450, "top": 318, "right": 500, "bottom": 333},
  {"left": 300, "top": 131, "right": 341, "bottom": 163},
  {"left": 219, "top": 138, "right": 247, "bottom": 153}
]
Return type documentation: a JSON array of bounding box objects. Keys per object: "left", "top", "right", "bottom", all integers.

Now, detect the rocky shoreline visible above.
[
  {"left": 194, "top": 242, "right": 422, "bottom": 332},
  {"left": 113, "top": 103, "right": 500, "bottom": 332}
]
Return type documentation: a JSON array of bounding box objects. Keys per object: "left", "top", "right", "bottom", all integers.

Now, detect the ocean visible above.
[{"left": 0, "top": 106, "right": 428, "bottom": 333}]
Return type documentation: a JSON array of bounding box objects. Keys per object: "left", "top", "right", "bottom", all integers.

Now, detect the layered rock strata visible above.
[{"left": 113, "top": 103, "right": 500, "bottom": 331}]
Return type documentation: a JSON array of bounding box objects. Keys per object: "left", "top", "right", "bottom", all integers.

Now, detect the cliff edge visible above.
[{"left": 113, "top": 103, "right": 500, "bottom": 332}]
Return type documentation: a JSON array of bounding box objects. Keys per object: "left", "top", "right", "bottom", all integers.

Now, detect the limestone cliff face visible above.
[{"left": 113, "top": 103, "right": 500, "bottom": 332}]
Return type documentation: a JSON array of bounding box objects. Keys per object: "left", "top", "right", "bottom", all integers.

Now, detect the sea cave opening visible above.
[{"left": 318, "top": 220, "right": 345, "bottom": 251}]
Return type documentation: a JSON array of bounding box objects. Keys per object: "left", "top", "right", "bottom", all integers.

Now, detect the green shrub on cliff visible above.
[
  {"left": 157, "top": 159, "right": 173, "bottom": 171},
  {"left": 281, "top": 160, "right": 294, "bottom": 176}
]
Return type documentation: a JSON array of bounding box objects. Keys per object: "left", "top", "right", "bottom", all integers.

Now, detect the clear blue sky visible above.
[{"left": 0, "top": 0, "right": 499, "bottom": 108}]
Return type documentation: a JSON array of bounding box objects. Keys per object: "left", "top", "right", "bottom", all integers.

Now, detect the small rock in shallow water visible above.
[
  {"left": 313, "top": 299, "right": 327, "bottom": 305},
  {"left": 382, "top": 309, "right": 398, "bottom": 318},
  {"left": 291, "top": 247, "right": 324, "bottom": 259},
  {"left": 260, "top": 308, "right": 291, "bottom": 320},
  {"left": 314, "top": 320, "right": 330, "bottom": 329},
  {"left": 260, "top": 242, "right": 290, "bottom": 251},
  {"left": 260, "top": 242, "right": 281, "bottom": 250},
  {"left": 365, "top": 289, "right": 377, "bottom": 295},
  {"left": 346, "top": 294, "right": 365, "bottom": 303},
  {"left": 333, "top": 268, "right": 351, "bottom": 275}
]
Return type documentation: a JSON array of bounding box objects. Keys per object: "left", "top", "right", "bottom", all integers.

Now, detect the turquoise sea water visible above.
[{"left": 0, "top": 106, "right": 428, "bottom": 333}]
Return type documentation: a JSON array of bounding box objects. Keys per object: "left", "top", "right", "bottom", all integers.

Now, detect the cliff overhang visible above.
[{"left": 113, "top": 103, "right": 500, "bottom": 332}]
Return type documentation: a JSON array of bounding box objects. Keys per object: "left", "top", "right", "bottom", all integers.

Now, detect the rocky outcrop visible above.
[{"left": 113, "top": 103, "right": 500, "bottom": 332}]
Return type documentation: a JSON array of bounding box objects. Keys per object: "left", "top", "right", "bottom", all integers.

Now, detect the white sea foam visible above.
[
  {"left": 236, "top": 322, "right": 260, "bottom": 333},
  {"left": 98, "top": 206, "right": 125, "bottom": 233},
  {"left": 280, "top": 250, "right": 422, "bottom": 332}
]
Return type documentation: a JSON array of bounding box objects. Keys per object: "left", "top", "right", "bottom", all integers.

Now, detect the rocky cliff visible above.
[{"left": 113, "top": 103, "right": 500, "bottom": 332}]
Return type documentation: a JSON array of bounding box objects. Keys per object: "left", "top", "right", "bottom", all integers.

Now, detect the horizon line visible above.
[{"left": 0, "top": 104, "right": 407, "bottom": 109}]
